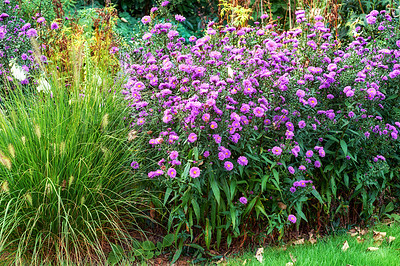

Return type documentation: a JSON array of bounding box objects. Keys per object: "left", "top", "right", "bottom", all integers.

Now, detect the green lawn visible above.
[{"left": 225, "top": 223, "right": 400, "bottom": 266}]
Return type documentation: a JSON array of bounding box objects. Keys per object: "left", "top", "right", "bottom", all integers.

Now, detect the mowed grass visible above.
[{"left": 226, "top": 223, "right": 400, "bottom": 266}]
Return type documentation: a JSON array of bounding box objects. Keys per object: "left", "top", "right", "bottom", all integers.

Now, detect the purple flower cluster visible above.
[
  {"left": 121, "top": 9, "right": 400, "bottom": 183},
  {"left": 0, "top": 2, "right": 38, "bottom": 86}
]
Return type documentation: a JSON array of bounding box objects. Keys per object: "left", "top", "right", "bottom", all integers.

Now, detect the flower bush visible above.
[
  {"left": 121, "top": 8, "right": 400, "bottom": 248},
  {"left": 0, "top": 1, "right": 37, "bottom": 89}
]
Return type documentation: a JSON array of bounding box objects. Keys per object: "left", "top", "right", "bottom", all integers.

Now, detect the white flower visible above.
[
  {"left": 10, "top": 60, "right": 27, "bottom": 81},
  {"left": 94, "top": 73, "right": 102, "bottom": 86},
  {"left": 37, "top": 77, "right": 52, "bottom": 93},
  {"left": 227, "top": 65, "right": 234, "bottom": 78}
]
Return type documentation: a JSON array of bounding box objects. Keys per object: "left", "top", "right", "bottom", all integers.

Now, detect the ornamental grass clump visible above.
[
  {"left": 121, "top": 7, "right": 400, "bottom": 248},
  {"left": 0, "top": 64, "right": 148, "bottom": 264}
]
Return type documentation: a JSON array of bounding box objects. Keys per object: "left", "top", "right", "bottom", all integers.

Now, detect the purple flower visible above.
[
  {"left": 150, "top": 7, "right": 158, "bottom": 13},
  {"left": 37, "top": 17, "right": 45, "bottom": 23},
  {"left": 26, "top": 28, "right": 38, "bottom": 38},
  {"left": 237, "top": 156, "right": 248, "bottom": 166},
  {"left": 170, "top": 151, "right": 178, "bottom": 160},
  {"left": 189, "top": 167, "right": 200, "bottom": 178},
  {"left": 239, "top": 197, "right": 248, "bottom": 204},
  {"left": 51, "top": 22, "right": 59, "bottom": 30},
  {"left": 314, "top": 161, "right": 321, "bottom": 168},
  {"left": 167, "top": 168, "right": 177, "bottom": 178},
  {"left": 308, "top": 97, "right": 318, "bottom": 108},
  {"left": 204, "top": 151, "right": 210, "bottom": 157},
  {"left": 130, "top": 161, "right": 139, "bottom": 169},
  {"left": 110, "top": 46, "right": 119, "bottom": 54},
  {"left": 161, "top": 1, "right": 170, "bottom": 6},
  {"left": 213, "top": 134, "right": 222, "bottom": 144},
  {"left": 218, "top": 152, "right": 225, "bottom": 161},
  {"left": 253, "top": 107, "right": 264, "bottom": 117},
  {"left": 288, "top": 166, "right": 295, "bottom": 174},
  {"left": 299, "top": 165, "right": 306, "bottom": 171},
  {"left": 141, "top": 16, "right": 151, "bottom": 24},
  {"left": 210, "top": 121, "right": 218, "bottom": 129},
  {"left": 224, "top": 161, "right": 234, "bottom": 171},
  {"left": 175, "top": 14, "right": 186, "bottom": 22},
  {"left": 298, "top": 120, "right": 306, "bottom": 129},
  {"left": 288, "top": 214, "right": 297, "bottom": 223},
  {"left": 298, "top": 180, "right": 307, "bottom": 187},
  {"left": 142, "top": 32, "right": 152, "bottom": 40},
  {"left": 272, "top": 146, "right": 282, "bottom": 156},
  {"left": 366, "top": 16, "right": 376, "bottom": 24},
  {"left": 188, "top": 133, "right": 197, "bottom": 143},
  {"left": 306, "top": 150, "right": 314, "bottom": 158},
  {"left": 167, "top": 30, "right": 179, "bottom": 39},
  {"left": 290, "top": 187, "right": 296, "bottom": 193}
]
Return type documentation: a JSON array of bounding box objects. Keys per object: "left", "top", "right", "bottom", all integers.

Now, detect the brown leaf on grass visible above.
[
  {"left": 242, "top": 259, "right": 247, "bottom": 265},
  {"left": 289, "top": 252, "right": 297, "bottom": 263},
  {"left": 359, "top": 228, "right": 368, "bottom": 236},
  {"left": 373, "top": 231, "right": 387, "bottom": 241},
  {"left": 309, "top": 233, "right": 317, "bottom": 244},
  {"left": 366, "top": 247, "right": 379, "bottom": 251},
  {"left": 255, "top": 247, "right": 263, "bottom": 263},
  {"left": 342, "top": 240, "right": 350, "bottom": 252},
  {"left": 356, "top": 236, "right": 365, "bottom": 244},
  {"left": 348, "top": 228, "right": 357, "bottom": 234},
  {"left": 349, "top": 232, "right": 358, "bottom": 237},
  {"left": 293, "top": 238, "right": 305, "bottom": 245},
  {"left": 278, "top": 202, "right": 287, "bottom": 210},
  {"left": 388, "top": 236, "right": 396, "bottom": 243}
]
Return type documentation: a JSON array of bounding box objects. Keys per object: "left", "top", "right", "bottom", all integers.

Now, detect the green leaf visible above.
[
  {"left": 330, "top": 176, "right": 337, "bottom": 197},
  {"left": 164, "top": 187, "right": 172, "bottom": 205},
  {"left": 191, "top": 198, "right": 201, "bottom": 224},
  {"left": 340, "top": 140, "right": 348, "bottom": 155},
  {"left": 107, "top": 243, "right": 124, "bottom": 265},
  {"left": 186, "top": 243, "right": 205, "bottom": 252},
  {"left": 142, "top": 240, "right": 156, "bottom": 251},
  {"left": 324, "top": 164, "right": 334, "bottom": 173},
  {"left": 181, "top": 162, "right": 191, "bottom": 179},
  {"left": 385, "top": 202, "right": 395, "bottom": 213},
  {"left": 272, "top": 168, "right": 279, "bottom": 185},
  {"left": 344, "top": 173, "right": 349, "bottom": 188},
  {"left": 205, "top": 218, "right": 212, "bottom": 250},
  {"left": 210, "top": 174, "right": 221, "bottom": 205},
  {"left": 171, "top": 239, "right": 183, "bottom": 264},
  {"left": 162, "top": 234, "right": 175, "bottom": 248},
  {"left": 311, "top": 189, "right": 324, "bottom": 204}
]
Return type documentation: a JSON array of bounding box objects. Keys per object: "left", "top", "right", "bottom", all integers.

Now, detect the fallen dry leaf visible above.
[
  {"left": 349, "top": 232, "right": 358, "bottom": 237},
  {"left": 373, "top": 231, "right": 387, "bottom": 241},
  {"left": 359, "top": 228, "right": 368, "bottom": 236},
  {"left": 342, "top": 240, "right": 350, "bottom": 252},
  {"left": 309, "top": 233, "right": 317, "bottom": 244},
  {"left": 278, "top": 202, "right": 287, "bottom": 210},
  {"left": 255, "top": 247, "right": 263, "bottom": 263},
  {"left": 293, "top": 238, "right": 305, "bottom": 245},
  {"left": 348, "top": 228, "right": 357, "bottom": 234},
  {"left": 242, "top": 259, "right": 247, "bottom": 265},
  {"left": 388, "top": 236, "right": 396, "bottom": 243},
  {"left": 366, "top": 247, "right": 379, "bottom": 251},
  {"left": 289, "top": 252, "right": 297, "bottom": 263},
  {"left": 356, "top": 236, "right": 365, "bottom": 244}
]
